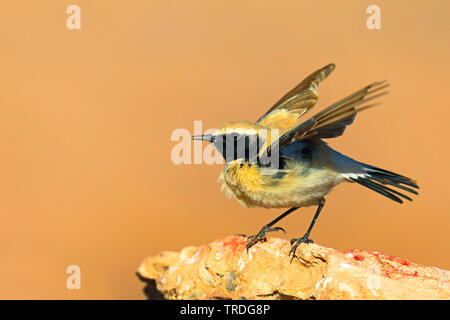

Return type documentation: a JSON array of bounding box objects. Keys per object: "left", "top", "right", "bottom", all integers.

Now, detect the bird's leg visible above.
[
  {"left": 246, "top": 207, "right": 299, "bottom": 252},
  {"left": 289, "top": 198, "right": 325, "bottom": 259}
]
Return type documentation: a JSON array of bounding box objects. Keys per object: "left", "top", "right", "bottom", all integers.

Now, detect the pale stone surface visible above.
[{"left": 137, "top": 235, "right": 450, "bottom": 300}]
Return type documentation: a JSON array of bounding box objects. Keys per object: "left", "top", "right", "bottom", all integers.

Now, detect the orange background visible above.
[{"left": 0, "top": 1, "right": 449, "bottom": 299}]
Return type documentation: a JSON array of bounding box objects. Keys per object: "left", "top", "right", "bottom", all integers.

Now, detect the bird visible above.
[{"left": 192, "top": 63, "right": 419, "bottom": 258}]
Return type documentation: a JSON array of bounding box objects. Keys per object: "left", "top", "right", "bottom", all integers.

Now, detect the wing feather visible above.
[
  {"left": 269, "top": 81, "right": 389, "bottom": 151},
  {"left": 256, "top": 63, "right": 336, "bottom": 129}
]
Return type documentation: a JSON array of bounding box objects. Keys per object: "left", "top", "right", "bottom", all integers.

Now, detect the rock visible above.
[{"left": 137, "top": 235, "right": 450, "bottom": 300}]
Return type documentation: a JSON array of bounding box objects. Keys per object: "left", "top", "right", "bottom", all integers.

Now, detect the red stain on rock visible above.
[
  {"left": 368, "top": 252, "right": 419, "bottom": 278},
  {"left": 353, "top": 254, "right": 365, "bottom": 261},
  {"left": 343, "top": 249, "right": 366, "bottom": 262},
  {"left": 221, "top": 235, "right": 247, "bottom": 253},
  {"left": 381, "top": 254, "right": 412, "bottom": 267},
  {"left": 343, "top": 249, "right": 419, "bottom": 278}
]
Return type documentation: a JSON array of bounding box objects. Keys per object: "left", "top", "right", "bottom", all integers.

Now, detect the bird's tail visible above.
[
  {"left": 347, "top": 164, "right": 419, "bottom": 203},
  {"left": 330, "top": 149, "right": 419, "bottom": 203}
]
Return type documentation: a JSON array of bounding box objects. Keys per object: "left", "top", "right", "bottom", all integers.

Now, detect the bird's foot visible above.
[
  {"left": 234, "top": 233, "right": 247, "bottom": 237},
  {"left": 245, "top": 225, "right": 286, "bottom": 252},
  {"left": 289, "top": 235, "right": 313, "bottom": 259}
]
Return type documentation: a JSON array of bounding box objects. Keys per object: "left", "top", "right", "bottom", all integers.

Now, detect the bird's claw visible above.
[
  {"left": 245, "top": 226, "right": 286, "bottom": 252},
  {"left": 234, "top": 233, "right": 247, "bottom": 237},
  {"left": 273, "top": 226, "right": 286, "bottom": 234},
  {"left": 289, "top": 235, "right": 313, "bottom": 260}
]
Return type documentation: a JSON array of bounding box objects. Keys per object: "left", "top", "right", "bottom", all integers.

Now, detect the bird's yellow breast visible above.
[{"left": 218, "top": 158, "right": 340, "bottom": 209}]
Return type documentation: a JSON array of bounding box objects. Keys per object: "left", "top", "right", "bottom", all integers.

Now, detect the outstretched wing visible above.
[
  {"left": 256, "top": 63, "right": 336, "bottom": 130},
  {"left": 268, "top": 81, "right": 389, "bottom": 152}
]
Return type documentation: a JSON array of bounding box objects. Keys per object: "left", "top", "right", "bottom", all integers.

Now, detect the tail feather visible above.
[
  {"left": 350, "top": 177, "right": 403, "bottom": 203},
  {"left": 329, "top": 148, "right": 419, "bottom": 203},
  {"left": 367, "top": 175, "right": 418, "bottom": 195},
  {"left": 350, "top": 164, "right": 419, "bottom": 204},
  {"left": 363, "top": 165, "right": 419, "bottom": 189}
]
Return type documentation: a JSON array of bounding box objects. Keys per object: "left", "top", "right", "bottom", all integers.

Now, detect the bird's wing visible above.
[
  {"left": 267, "top": 81, "right": 389, "bottom": 153},
  {"left": 256, "top": 63, "right": 336, "bottom": 130}
]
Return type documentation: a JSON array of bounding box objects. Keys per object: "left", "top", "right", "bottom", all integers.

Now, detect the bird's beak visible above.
[{"left": 192, "top": 134, "right": 214, "bottom": 142}]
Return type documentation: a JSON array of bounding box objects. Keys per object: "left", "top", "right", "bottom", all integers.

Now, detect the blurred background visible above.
[{"left": 0, "top": 0, "right": 449, "bottom": 299}]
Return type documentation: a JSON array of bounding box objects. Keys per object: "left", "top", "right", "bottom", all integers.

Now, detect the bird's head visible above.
[{"left": 192, "top": 121, "right": 265, "bottom": 163}]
